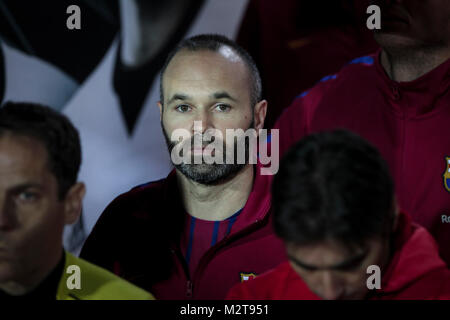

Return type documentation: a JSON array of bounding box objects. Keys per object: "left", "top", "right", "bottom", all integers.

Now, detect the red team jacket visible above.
[
  {"left": 273, "top": 49, "right": 450, "bottom": 265},
  {"left": 227, "top": 212, "right": 450, "bottom": 300},
  {"left": 80, "top": 163, "right": 286, "bottom": 300}
]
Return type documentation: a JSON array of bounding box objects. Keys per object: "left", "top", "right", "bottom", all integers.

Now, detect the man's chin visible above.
[
  {"left": 175, "top": 164, "right": 219, "bottom": 183},
  {"left": 314, "top": 290, "right": 366, "bottom": 300},
  {"left": 179, "top": 163, "right": 216, "bottom": 173},
  {"left": 0, "top": 265, "right": 18, "bottom": 284},
  {"left": 175, "top": 162, "right": 246, "bottom": 185},
  {"left": 341, "top": 292, "right": 367, "bottom": 300},
  {"left": 374, "top": 32, "right": 423, "bottom": 52}
]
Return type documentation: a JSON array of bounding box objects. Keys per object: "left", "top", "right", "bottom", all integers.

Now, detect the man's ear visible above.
[
  {"left": 157, "top": 101, "right": 163, "bottom": 121},
  {"left": 253, "top": 99, "right": 268, "bottom": 131},
  {"left": 63, "top": 182, "right": 86, "bottom": 225}
]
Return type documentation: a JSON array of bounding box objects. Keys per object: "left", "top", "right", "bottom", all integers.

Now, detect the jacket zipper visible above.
[
  {"left": 392, "top": 85, "right": 400, "bottom": 100},
  {"left": 171, "top": 248, "right": 193, "bottom": 298},
  {"left": 186, "top": 280, "right": 193, "bottom": 297},
  {"left": 172, "top": 216, "right": 269, "bottom": 298}
]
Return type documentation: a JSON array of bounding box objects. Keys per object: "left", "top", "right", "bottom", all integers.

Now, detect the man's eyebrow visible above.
[
  {"left": 9, "top": 183, "right": 44, "bottom": 193},
  {"left": 167, "top": 93, "right": 191, "bottom": 105},
  {"left": 211, "top": 91, "right": 237, "bottom": 102},
  {"left": 288, "top": 255, "right": 318, "bottom": 271},
  {"left": 330, "top": 250, "right": 368, "bottom": 270},
  {"left": 288, "top": 250, "right": 368, "bottom": 271}
]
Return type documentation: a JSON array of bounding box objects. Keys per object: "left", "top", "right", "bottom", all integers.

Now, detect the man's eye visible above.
[
  {"left": 175, "top": 105, "right": 191, "bottom": 113},
  {"left": 17, "top": 192, "right": 38, "bottom": 202},
  {"left": 215, "top": 104, "right": 231, "bottom": 112}
]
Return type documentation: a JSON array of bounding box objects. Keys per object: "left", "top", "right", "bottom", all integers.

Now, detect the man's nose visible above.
[
  {"left": 319, "top": 271, "right": 345, "bottom": 300},
  {"left": 192, "top": 110, "right": 214, "bottom": 134}
]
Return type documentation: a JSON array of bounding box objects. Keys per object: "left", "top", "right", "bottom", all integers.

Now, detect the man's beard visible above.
[{"left": 162, "top": 121, "right": 254, "bottom": 185}]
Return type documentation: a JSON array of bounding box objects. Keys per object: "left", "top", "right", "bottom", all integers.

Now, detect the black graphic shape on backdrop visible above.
[
  {"left": 0, "top": 0, "right": 118, "bottom": 83},
  {"left": 113, "top": 0, "right": 205, "bottom": 135}
]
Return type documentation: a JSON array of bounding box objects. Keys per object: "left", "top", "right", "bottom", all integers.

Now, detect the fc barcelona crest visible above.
[
  {"left": 240, "top": 272, "right": 257, "bottom": 282},
  {"left": 444, "top": 157, "right": 450, "bottom": 192}
]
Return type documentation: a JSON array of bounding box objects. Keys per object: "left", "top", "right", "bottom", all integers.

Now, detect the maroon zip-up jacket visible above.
[
  {"left": 273, "top": 49, "right": 450, "bottom": 265},
  {"left": 80, "top": 163, "right": 286, "bottom": 299}
]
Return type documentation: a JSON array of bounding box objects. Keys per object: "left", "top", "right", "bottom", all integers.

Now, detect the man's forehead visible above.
[
  {"left": 217, "top": 46, "right": 242, "bottom": 62},
  {"left": 176, "top": 46, "right": 242, "bottom": 62},
  {"left": 165, "top": 47, "right": 247, "bottom": 79},
  {"left": 163, "top": 49, "right": 250, "bottom": 101},
  {"left": 0, "top": 134, "right": 49, "bottom": 173},
  {"left": 287, "top": 241, "right": 366, "bottom": 263}
]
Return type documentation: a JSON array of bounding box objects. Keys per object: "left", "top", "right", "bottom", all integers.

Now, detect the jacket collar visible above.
[
  {"left": 57, "top": 251, "right": 82, "bottom": 300},
  {"left": 374, "top": 48, "right": 450, "bottom": 118},
  {"left": 378, "top": 211, "right": 447, "bottom": 294},
  {"left": 228, "top": 162, "right": 273, "bottom": 235}
]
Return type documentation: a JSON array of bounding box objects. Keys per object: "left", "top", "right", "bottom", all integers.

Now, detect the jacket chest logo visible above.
[
  {"left": 444, "top": 157, "right": 450, "bottom": 193},
  {"left": 240, "top": 272, "right": 258, "bottom": 282}
]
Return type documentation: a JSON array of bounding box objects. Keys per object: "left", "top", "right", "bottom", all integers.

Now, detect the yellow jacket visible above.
[{"left": 56, "top": 251, "right": 154, "bottom": 300}]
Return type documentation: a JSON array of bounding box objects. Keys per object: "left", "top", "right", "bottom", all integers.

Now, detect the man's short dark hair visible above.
[
  {"left": 159, "top": 33, "right": 262, "bottom": 108},
  {"left": 0, "top": 101, "right": 81, "bottom": 199},
  {"left": 272, "top": 130, "right": 395, "bottom": 248}
]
